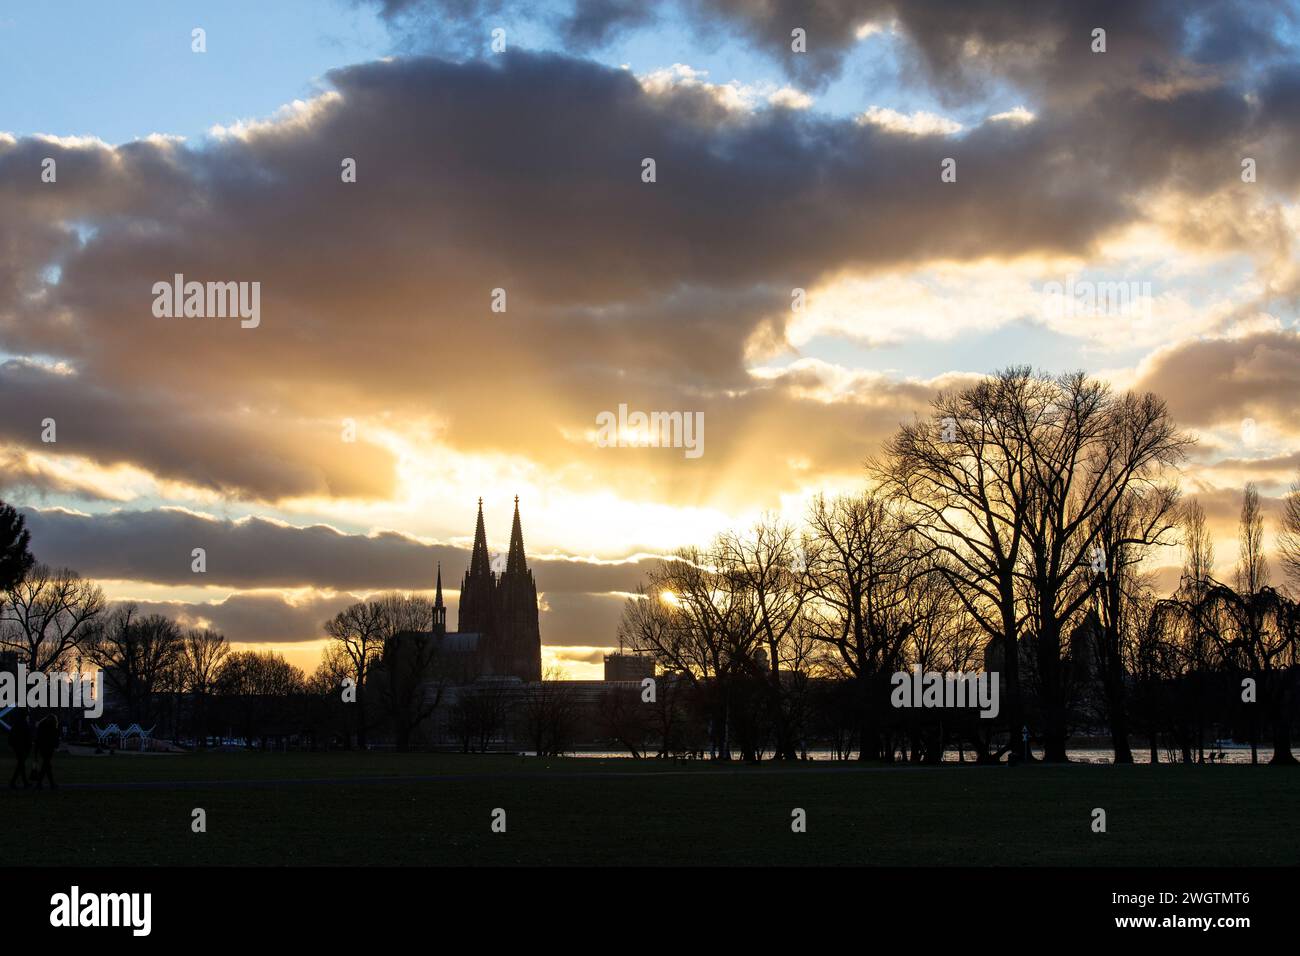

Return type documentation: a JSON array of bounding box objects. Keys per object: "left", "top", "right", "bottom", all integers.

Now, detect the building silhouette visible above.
[
  {"left": 433, "top": 497, "right": 542, "bottom": 683},
  {"left": 603, "top": 652, "right": 654, "bottom": 682}
]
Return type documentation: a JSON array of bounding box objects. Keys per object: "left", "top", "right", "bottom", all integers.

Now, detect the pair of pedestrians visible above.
[{"left": 8, "top": 713, "right": 60, "bottom": 789}]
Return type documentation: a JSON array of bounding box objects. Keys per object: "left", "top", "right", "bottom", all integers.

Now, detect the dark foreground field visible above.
[{"left": 3, "top": 752, "right": 1296, "bottom": 865}]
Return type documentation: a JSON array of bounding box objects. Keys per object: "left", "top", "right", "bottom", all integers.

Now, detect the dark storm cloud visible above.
[
  {"left": 19, "top": 505, "right": 659, "bottom": 593},
  {"left": 717, "top": 0, "right": 1291, "bottom": 96},
  {"left": 363, "top": 0, "right": 1296, "bottom": 95},
  {"left": 562, "top": 0, "right": 657, "bottom": 46}
]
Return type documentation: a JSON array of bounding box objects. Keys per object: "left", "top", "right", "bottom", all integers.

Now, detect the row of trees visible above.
[
  {"left": 0, "top": 515, "right": 566, "bottom": 751},
  {"left": 618, "top": 368, "right": 1300, "bottom": 764},
  {"left": 5, "top": 367, "right": 1298, "bottom": 760},
  {"left": 0, "top": 502, "right": 448, "bottom": 748},
  {"left": 0, "top": 541, "right": 312, "bottom": 745}
]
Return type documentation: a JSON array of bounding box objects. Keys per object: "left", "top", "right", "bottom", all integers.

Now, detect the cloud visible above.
[
  {"left": 126, "top": 588, "right": 631, "bottom": 648},
  {"left": 9, "top": 50, "right": 1244, "bottom": 510},
  {"left": 364, "top": 1, "right": 1296, "bottom": 101},
  {"left": 988, "top": 106, "right": 1034, "bottom": 125},
  {"left": 562, "top": 0, "right": 658, "bottom": 46},
  {"left": 637, "top": 64, "right": 813, "bottom": 113},
  {"left": 1134, "top": 329, "right": 1300, "bottom": 430},
  {"left": 366, "top": 0, "right": 656, "bottom": 52},
  {"left": 2, "top": 20, "right": 1297, "bottom": 537},
  {"left": 0, "top": 360, "right": 398, "bottom": 502},
  {"left": 688, "top": 0, "right": 1296, "bottom": 99},
  {"left": 535, "top": 591, "right": 630, "bottom": 650},
  {"left": 130, "top": 591, "right": 355, "bottom": 645},
  {"left": 19, "top": 505, "right": 661, "bottom": 594},
  {"left": 857, "top": 106, "right": 962, "bottom": 136}
]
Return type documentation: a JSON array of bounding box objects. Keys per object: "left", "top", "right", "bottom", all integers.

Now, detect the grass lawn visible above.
[{"left": 2, "top": 751, "right": 1295, "bottom": 865}]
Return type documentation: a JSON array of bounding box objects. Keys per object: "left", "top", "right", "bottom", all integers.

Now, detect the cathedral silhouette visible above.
[{"left": 432, "top": 497, "right": 542, "bottom": 682}]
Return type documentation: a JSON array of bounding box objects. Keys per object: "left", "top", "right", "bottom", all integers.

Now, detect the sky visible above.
[{"left": 2, "top": 0, "right": 1299, "bottom": 677}]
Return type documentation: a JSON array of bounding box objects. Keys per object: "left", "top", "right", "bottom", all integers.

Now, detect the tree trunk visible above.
[
  {"left": 1110, "top": 708, "right": 1134, "bottom": 764},
  {"left": 856, "top": 676, "right": 879, "bottom": 761},
  {"left": 1269, "top": 718, "right": 1298, "bottom": 765},
  {"left": 1002, "top": 616, "right": 1024, "bottom": 764},
  {"left": 1100, "top": 625, "right": 1132, "bottom": 764},
  {"left": 714, "top": 689, "right": 731, "bottom": 760},
  {"left": 356, "top": 686, "right": 367, "bottom": 750},
  {"left": 1037, "top": 622, "right": 1069, "bottom": 762}
]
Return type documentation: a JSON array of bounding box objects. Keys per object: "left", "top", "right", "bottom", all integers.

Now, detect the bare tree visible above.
[
  {"left": 1182, "top": 498, "right": 1215, "bottom": 593},
  {"left": 448, "top": 682, "right": 512, "bottom": 752},
  {"left": 1194, "top": 584, "right": 1297, "bottom": 765},
  {"left": 1236, "top": 482, "right": 1270, "bottom": 595},
  {"left": 1170, "top": 498, "right": 1218, "bottom": 763},
  {"left": 595, "top": 683, "right": 654, "bottom": 758},
  {"left": 804, "top": 491, "right": 945, "bottom": 760},
  {"left": 323, "top": 600, "right": 391, "bottom": 749},
  {"left": 618, "top": 543, "right": 759, "bottom": 759},
  {"left": 1279, "top": 473, "right": 1300, "bottom": 590},
  {"left": 1013, "top": 374, "right": 1188, "bottom": 762},
  {"left": 1090, "top": 487, "right": 1181, "bottom": 762},
  {"left": 1149, "top": 488, "right": 1296, "bottom": 766},
  {"left": 717, "top": 516, "right": 812, "bottom": 760},
  {"left": 880, "top": 368, "right": 1190, "bottom": 763},
  {"left": 85, "top": 604, "right": 185, "bottom": 724},
  {"left": 181, "top": 629, "right": 230, "bottom": 747},
  {"left": 310, "top": 642, "right": 354, "bottom": 691},
  {"left": 215, "top": 650, "right": 306, "bottom": 749},
  {"left": 377, "top": 592, "right": 434, "bottom": 637},
  {"left": 876, "top": 370, "right": 1041, "bottom": 759},
  {"left": 373, "top": 592, "right": 443, "bottom": 751},
  {"left": 1, "top": 563, "right": 106, "bottom": 671},
  {"left": 520, "top": 666, "right": 581, "bottom": 756},
  {"left": 305, "top": 643, "right": 355, "bottom": 749}
]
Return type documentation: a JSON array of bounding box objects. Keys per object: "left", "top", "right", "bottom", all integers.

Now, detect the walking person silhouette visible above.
[
  {"left": 31, "top": 714, "right": 60, "bottom": 790},
  {"left": 8, "top": 713, "right": 32, "bottom": 788}
]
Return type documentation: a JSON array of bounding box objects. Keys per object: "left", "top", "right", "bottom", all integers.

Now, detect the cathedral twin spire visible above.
[
  {"left": 446, "top": 497, "right": 542, "bottom": 682},
  {"left": 463, "top": 496, "right": 529, "bottom": 579},
  {"left": 456, "top": 497, "right": 534, "bottom": 627},
  {"left": 506, "top": 495, "right": 528, "bottom": 576}
]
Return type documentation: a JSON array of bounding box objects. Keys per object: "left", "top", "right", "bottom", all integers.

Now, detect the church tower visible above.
[
  {"left": 432, "top": 562, "right": 447, "bottom": 638},
  {"left": 493, "top": 496, "right": 542, "bottom": 682},
  {"left": 453, "top": 498, "right": 542, "bottom": 682},
  {"left": 457, "top": 498, "right": 495, "bottom": 637}
]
